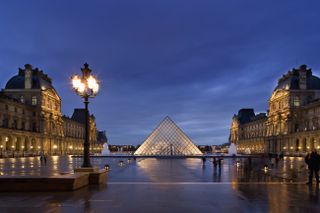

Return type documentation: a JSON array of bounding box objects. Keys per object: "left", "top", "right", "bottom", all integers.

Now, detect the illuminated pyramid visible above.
[{"left": 134, "top": 116, "right": 202, "bottom": 156}]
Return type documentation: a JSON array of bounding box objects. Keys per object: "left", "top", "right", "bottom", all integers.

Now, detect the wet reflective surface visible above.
[{"left": 0, "top": 156, "right": 319, "bottom": 212}]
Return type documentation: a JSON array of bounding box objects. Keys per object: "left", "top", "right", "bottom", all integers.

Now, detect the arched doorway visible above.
[
  {"left": 295, "top": 139, "right": 300, "bottom": 152},
  {"left": 302, "top": 138, "right": 307, "bottom": 152},
  {"left": 310, "top": 138, "right": 316, "bottom": 150}
]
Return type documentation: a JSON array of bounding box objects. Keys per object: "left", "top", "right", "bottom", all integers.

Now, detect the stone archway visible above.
[
  {"left": 2, "top": 135, "right": 9, "bottom": 151},
  {"left": 0, "top": 135, "right": 3, "bottom": 157},
  {"left": 6, "top": 136, "right": 14, "bottom": 151},
  {"left": 302, "top": 138, "right": 307, "bottom": 152},
  {"left": 295, "top": 139, "right": 300, "bottom": 152},
  {"left": 31, "top": 138, "right": 37, "bottom": 153},
  {"left": 310, "top": 138, "right": 316, "bottom": 150},
  {"left": 16, "top": 137, "right": 23, "bottom": 151}
]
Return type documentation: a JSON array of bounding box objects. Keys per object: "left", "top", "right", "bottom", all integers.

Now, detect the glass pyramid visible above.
[{"left": 134, "top": 116, "right": 203, "bottom": 156}]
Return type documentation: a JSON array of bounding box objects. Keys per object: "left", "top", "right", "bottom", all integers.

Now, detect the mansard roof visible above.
[
  {"left": 5, "top": 64, "right": 54, "bottom": 90},
  {"left": 274, "top": 65, "right": 320, "bottom": 91}
]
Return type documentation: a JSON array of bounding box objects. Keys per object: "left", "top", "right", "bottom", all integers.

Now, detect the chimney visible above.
[
  {"left": 299, "top": 65, "right": 307, "bottom": 90},
  {"left": 24, "top": 64, "right": 32, "bottom": 89}
]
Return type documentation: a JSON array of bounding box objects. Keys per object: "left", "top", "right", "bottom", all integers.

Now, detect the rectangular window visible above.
[
  {"left": 12, "top": 120, "right": 18, "bottom": 129},
  {"left": 2, "top": 118, "right": 8, "bottom": 128},
  {"left": 32, "top": 96, "right": 37, "bottom": 105},
  {"left": 32, "top": 123, "right": 37, "bottom": 132},
  {"left": 293, "top": 96, "right": 300, "bottom": 107}
]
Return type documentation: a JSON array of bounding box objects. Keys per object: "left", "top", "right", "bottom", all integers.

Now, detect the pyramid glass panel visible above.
[{"left": 134, "top": 116, "right": 203, "bottom": 156}]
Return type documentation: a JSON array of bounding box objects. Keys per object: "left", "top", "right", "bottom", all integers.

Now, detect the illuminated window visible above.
[
  {"left": 32, "top": 96, "right": 37, "bottom": 105},
  {"left": 293, "top": 96, "right": 300, "bottom": 107}
]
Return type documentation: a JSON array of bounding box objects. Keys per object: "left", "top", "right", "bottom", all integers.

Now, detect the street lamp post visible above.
[{"left": 71, "top": 63, "right": 99, "bottom": 168}]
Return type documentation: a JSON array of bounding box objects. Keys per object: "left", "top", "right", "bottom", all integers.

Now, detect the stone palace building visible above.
[
  {"left": 230, "top": 65, "right": 320, "bottom": 155},
  {"left": 0, "top": 64, "right": 106, "bottom": 157}
]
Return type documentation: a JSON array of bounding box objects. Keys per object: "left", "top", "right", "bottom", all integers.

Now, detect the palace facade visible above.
[
  {"left": 0, "top": 64, "right": 106, "bottom": 157},
  {"left": 230, "top": 65, "right": 320, "bottom": 155}
]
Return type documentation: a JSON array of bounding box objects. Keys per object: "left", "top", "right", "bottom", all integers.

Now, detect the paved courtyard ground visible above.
[{"left": 0, "top": 156, "right": 319, "bottom": 212}]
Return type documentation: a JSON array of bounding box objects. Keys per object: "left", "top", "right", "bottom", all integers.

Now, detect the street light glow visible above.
[
  {"left": 87, "top": 75, "right": 97, "bottom": 89},
  {"left": 72, "top": 75, "right": 81, "bottom": 89}
]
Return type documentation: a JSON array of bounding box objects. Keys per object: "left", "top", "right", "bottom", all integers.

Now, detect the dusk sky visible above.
[{"left": 1, "top": 1, "right": 320, "bottom": 146}]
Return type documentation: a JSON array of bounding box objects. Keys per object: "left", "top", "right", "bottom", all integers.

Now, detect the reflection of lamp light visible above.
[
  {"left": 290, "top": 146, "right": 293, "bottom": 150},
  {"left": 283, "top": 146, "right": 287, "bottom": 150},
  {"left": 104, "top": 164, "right": 110, "bottom": 171},
  {"left": 236, "top": 160, "right": 240, "bottom": 167},
  {"left": 0, "top": 145, "right": 3, "bottom": 148},
  {"left": 298, "top": 146, "right": 301, "bottom": 150},
  {"left": 317, "top": 146, "right": 320, "bottom": 149},
  {"left": 307, "top": 146, "right": 310, "bottom": 149},
  {"left": 21, "top": 146, "right": 24, "bottom": 149},
  {"left": 69, "top": 146, "right": 73, "bottom": 149},
  {"left": 53, "top": 145, "right": 57, "bottom": 149},
  {"left": 38, "top": 146, "right": 41, "bottom": 149},
  {"left": 30, "top": 146, "right": 33, "bottom": 149},
  {"left": 263, "top": 165, "right": 269, "bottom": 173},
  {"left": 11, "top": 145, "right": 15, "bottom": 149},
  {"left": 5, "top": 137, "right": 8, "bottom": 142}
]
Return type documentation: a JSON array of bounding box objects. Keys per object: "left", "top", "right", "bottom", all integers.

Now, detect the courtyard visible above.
[{"left": 0, "top": 156, "right": 319, "bottom": 212}]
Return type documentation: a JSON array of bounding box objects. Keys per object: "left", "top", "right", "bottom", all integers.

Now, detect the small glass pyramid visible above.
[{"left": 134, "top": 116, "right": 203, "bottom": 156}]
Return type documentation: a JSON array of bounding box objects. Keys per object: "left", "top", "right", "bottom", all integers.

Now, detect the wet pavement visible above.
[{"left": 0, "top": 156, "right": 319, "bottom": 212}]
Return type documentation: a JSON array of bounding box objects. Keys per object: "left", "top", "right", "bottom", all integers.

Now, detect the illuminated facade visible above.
[
  {"left": 0, "top": 64, "right": 105, "bottom": 157},
  {"left": 134, "top": 116, "right": 202, "bottom": 156},
  {"left": 230, "top": 65, "right": 320, "bottom": 155}
]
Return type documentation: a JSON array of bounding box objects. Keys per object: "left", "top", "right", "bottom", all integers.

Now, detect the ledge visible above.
[
  {"left": 0, "top": 173, "right": 89, "bottom": 192},
  {"left": 74, "top": 167, "right": 108, "bottom": 184}
]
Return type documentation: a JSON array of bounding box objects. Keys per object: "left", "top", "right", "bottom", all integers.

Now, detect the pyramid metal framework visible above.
[{"left": 134, "top": 116, "right": 202, "bottom": 156}]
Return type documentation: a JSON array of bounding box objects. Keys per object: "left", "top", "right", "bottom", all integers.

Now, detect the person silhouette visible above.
[{"left": 305, "top": 150, "right": 320, "bottom": 185}]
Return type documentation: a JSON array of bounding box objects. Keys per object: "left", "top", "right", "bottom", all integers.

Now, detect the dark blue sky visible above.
[{"left": 1, "top": 1, "right": 320, "bottom": 145}]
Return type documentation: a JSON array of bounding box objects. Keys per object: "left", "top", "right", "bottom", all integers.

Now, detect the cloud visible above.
[{"left": 1, "top": 0, "right": 320, "bottom": 145}]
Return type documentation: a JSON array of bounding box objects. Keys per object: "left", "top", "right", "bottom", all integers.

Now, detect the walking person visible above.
[
  {"left": 40, "top": 154, "right": 43, "bottom": 165},
  {"left": 305, "top": 150, "right": 320, "bottom": 185},
  {"left": 44, "top": 154, "right": 47, "bottom": 165}
]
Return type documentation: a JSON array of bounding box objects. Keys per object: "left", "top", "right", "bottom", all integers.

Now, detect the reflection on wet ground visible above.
[{"left": 0, "top": 156, "right": 319, "bottom": 212}]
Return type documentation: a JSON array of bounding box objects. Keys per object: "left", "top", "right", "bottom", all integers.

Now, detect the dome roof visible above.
[
  {"left": 5, "top": 75, "right": 53, "bottom": 90},
  {"left": 5, "top": 64, "right": 54, "bottom": 90},
  {"left": 274, "top": 65, "right": 320, "bottom": 91}
]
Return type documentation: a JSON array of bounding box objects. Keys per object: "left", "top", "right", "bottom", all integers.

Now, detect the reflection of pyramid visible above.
[{"left": 134, "top": 116, "right": 202, "bottom": 156}]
